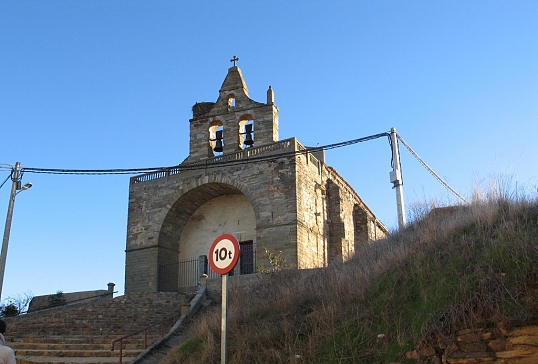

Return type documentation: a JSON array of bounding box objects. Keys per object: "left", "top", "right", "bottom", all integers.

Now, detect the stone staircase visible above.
[{"left": 4, "top": 292, "right": 187, "bottom": 364}]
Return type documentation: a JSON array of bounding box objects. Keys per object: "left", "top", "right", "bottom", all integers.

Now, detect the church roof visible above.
[{"left": 219, "top": 66, "right": 249, "bottom": 96}]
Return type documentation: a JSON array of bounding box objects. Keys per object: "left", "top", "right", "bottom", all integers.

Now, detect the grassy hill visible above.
[{"left": 163, "top": 197, "right": 538, "bottom": 363}]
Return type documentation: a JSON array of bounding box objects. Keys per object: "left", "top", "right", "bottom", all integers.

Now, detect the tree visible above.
[{"left": 0, "top": 291, "right": 33, "bottom": 317}]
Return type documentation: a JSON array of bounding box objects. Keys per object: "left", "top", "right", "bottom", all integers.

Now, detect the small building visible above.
[{"left": 125, "top": 61, "right": 387, "bottom": 293}]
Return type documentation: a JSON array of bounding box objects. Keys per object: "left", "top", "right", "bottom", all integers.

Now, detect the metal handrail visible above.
[{"left": 111, "top": 315, "right": 178, "bottom": 364}]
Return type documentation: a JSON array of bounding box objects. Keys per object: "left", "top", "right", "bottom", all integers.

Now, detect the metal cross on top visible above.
[{"left": 230, "top": 55, "right": 239, "bottom": 67}]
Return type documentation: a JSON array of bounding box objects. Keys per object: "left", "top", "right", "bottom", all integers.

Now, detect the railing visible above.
[
  {"left": 130, "top": 138, "right": 306, "bottom": 185},
  {"left": 159, "top": 251, "right": 257, "bottom": 291},
  {"left": 111, "top": 315, "right": 178, "bottom": 364},
  {"left": 177, "top": 257, "right": 219, "bottom": 287}
]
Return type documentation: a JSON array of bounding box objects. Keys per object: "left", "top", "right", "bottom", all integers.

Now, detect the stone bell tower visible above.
[
  {"left": 184, "top": 56, "right": 279, "bottom": 163},
  {"left": 125, "top": 57, "right": 388, "bottom": 294}
]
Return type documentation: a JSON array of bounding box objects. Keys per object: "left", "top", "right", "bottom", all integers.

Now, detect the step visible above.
[
  {"left": 10, "top": 321, "right": 178, "bottom": 334},
  {"left": 14, "top": 349, "right": 142, "bottom": 358},
  {"left": 11, "top": 342, "right": 145, "bottom": 351},
  {"left": 9, "top": 335, "right": 162, "bottom": 345},
  {"left": 8, "top": 291, "right": 190, "bottom": 364},
  {"left": 17, "top": 356, "right": 136, "bottom": 364}
]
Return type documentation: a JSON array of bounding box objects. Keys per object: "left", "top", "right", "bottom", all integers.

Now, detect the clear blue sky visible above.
[{"left": 1, "top": 1, "right": 537, "bottom": 300}]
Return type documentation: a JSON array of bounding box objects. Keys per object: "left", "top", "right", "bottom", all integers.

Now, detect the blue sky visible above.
[{"left": 1, "top": 1, "right": 537, "bottom": 300}]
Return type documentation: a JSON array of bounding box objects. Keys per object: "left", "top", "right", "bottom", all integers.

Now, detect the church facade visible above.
[{"left": 125, "top": 62, "right": 387, "bottom": 293}]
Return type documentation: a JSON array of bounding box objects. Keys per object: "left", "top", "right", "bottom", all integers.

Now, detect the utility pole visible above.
[
  {"left": 390, "top": 128, "right": 406, "bottom": 229},
  {"left": 0, "top": 162, "right": 31, "bottom": 300}
]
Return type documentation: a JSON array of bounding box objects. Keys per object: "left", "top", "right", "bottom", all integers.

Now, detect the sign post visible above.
[{"left": 209, "top": 234, "right": 240, "bottom": 364}]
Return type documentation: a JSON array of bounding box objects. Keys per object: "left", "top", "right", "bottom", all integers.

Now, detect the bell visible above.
[
  {"left": 244, "top": 133, "right": 254, "bottom": 146},
  {"left": 214, "top": 139, "right": 223, "bottom": 152},
  {"left": 243, "top": 124, "right": 254, "bottom": 146},
  {"left": 213, "top": 130, "right": 224, "bottom": 152}
]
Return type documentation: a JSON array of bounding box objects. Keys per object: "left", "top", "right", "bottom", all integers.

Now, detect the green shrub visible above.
[{"left": 48, "top": 291, "right": 66, "bottom": 308}]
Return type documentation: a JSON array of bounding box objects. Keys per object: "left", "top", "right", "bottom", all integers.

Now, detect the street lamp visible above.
[{"left": 0, "top": 162, "right": 32, "bottom": 300}]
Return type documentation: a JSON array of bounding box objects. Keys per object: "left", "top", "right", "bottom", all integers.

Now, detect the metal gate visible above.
[
  {"left": 158, "top": 249, "right": 257, "bottom": 291},
  {"left": 240, "top": 241, "right": 254, "bottom": 274}
]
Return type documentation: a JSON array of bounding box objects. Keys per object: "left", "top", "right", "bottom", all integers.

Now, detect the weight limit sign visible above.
[{"left": 209, "top": 234, "right": 240, "bottom": 275}]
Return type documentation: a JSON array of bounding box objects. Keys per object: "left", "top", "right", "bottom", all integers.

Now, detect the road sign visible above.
[{"left": 209, "top": 234, "right": 240, "bottom": 275}]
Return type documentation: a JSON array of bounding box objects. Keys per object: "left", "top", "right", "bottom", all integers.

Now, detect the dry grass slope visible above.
[{"left": 162, "top": 196, "right": 538, "bottom": 363}]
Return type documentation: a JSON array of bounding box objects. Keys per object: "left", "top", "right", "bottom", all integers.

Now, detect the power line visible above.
[
  {"left": 0, "top": 174, "right": 10, "bottom": 191},
  {"left": 4, "top": 130, "right": 467, "bottom": 204},
  {"left": 396, "top": 133, "right": 468, "bottom": 204},
  {"left": 20, "top": 132, "right": 392, "bottom": 175},
  {"left": 22, "top": 166, "right": 170, "bottom": 175}
]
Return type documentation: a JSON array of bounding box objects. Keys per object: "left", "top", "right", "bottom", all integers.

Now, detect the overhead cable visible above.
[
  {"left": 4, "top": 131, "right": 467, "bottom": 205},
  {"left": 4, "top": 130, "right": 466, "bottom": 205},
  {"left": 0, "top": 174, "right": 10, "bottom": 190},
  {"left": 396, "top": 133, "right": 468, "bottom": 204},
  {"left": 21, "top": 132, "right": 391, "bottom": 175}
]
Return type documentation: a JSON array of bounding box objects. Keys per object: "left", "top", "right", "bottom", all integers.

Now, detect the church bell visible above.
[
  {"left": 243, "top": 124, "right": 254, "bottom": 146},
  {"left": 213, "top": 130, "right": 224, "bottom": 152}
]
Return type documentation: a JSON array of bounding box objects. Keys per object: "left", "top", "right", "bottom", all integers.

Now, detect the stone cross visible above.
[{"left": 230, "top": 55, "right": 239, "bottom": 67}]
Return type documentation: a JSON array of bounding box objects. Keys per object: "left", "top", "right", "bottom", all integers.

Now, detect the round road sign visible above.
[{"left": 209, "top": 234, "right": 240, "bottom": 275}]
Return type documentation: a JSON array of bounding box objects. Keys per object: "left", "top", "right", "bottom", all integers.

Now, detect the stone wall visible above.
[
  {"left": 178, "top": 194, "right": 256, "bottom": 261},
  {"left": 404, "top": 285, "right": 538, "bottom": 363},
  {"left": 126, "top": 139, "right": 388, "bottom": 293},
  {"left": 28, "top": 283, "right": 114, "bottom": 312},
  {"left": 405, "top": 322, "right": 538, "bottom": 363},
  {"left": 294, "top": 152, "right": 388, "bottom": 268},
  {"left": 295, "top": 151, "right": 327, "bottom": 268},
  {"left": 126, "top": 148, "right": 300, "bottom": 293}
]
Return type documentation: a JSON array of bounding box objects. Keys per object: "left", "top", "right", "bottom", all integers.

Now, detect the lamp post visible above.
[{"left": 0, "top": 162, "right": 32, "bottom": 300}]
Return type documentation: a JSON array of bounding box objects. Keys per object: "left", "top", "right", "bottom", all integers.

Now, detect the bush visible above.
[
  {"left": 48, "top": 291, "right": 66, "bottom": 308},
  {"left": 0, "top": 304, "right": 19, "bottom": 317},
  {"left": 0, "top": 291, "right": 33, "bottom": 317},
  {"left": 257, "top": 247, "right": 288, "bottom": 274}
]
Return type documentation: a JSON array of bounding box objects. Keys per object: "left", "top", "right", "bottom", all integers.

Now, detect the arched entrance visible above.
[{"left": 157, "top": 182, "right": 256, "bottom": 291}]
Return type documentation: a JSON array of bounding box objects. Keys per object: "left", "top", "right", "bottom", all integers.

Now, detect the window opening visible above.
[
  {"left": 239, "top": 119, "right": 254, "bottom": 149},
  {"left": 209, "top": 123, "right": 224, "bottom": 155},
  {"left": 240, "top": 241, "right": 254, "bottom": 274},
  {"left": 227, "top": 96, "right": 236, "bottom": 111}
]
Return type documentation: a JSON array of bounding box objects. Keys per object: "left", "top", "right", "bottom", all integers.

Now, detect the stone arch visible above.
[{"left": 156, "top": 181, "right": 258, "bottom": 291}]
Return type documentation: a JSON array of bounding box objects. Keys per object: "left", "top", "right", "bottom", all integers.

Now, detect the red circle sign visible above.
[{"left": 209, "top": 234, "right": 240, "bottom": 275}]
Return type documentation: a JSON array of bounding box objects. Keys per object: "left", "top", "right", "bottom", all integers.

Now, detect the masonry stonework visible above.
[{"left": 125, "top": 63, "right": 387, "bottom": 293}]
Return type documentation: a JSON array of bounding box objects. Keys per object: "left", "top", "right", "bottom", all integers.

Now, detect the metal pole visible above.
[
  {"left": 0, "top": 162, "right": 21, "bottom": 300},
  {"left": 390, "top": 128, "right": 406, "bottom": 229},
  {"left": 221, "top": 274, "right": 228, "bottom": 364}
]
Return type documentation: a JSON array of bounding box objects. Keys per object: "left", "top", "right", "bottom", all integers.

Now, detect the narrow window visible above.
[
  {"left": 240, "top": 241, "right": 254, "bottom": 274},
  {"left": 209, "top": 122, "right": 224, "bottom": 155},
  {"left": 227, "top": 96, "right": 236, "bottom": 111}
]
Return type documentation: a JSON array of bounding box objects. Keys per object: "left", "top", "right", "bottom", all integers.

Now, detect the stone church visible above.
[{"left": 125, "top": 60, "right": 387, "bottom": 293}]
